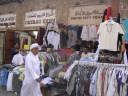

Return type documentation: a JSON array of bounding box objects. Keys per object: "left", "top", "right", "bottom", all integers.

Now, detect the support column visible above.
[{"left": 111, "top": 0, "right": 120, "bottom": 17}]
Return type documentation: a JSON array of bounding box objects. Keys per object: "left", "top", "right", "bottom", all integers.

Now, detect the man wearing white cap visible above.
[{"left": 21, "top": 43, "right": 43, "bottom": 96}]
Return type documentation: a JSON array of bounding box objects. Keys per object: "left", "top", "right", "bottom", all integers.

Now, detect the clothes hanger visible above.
[{"left": 107, "top": 17, "right": 115, "bottom": 24}]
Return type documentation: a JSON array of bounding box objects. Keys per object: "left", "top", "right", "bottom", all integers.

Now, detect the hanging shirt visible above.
[
  {"left": 89, "top": 68, "right": 98, "bottom": 96},
  {"left": 81, "top": 26, "right": 89, "bottom": 41},
  {"left": 7, "top": 72, "right": 13, "bottom": 91},
  {"left": 60, "top": 31, "right": 68, "bottom": 48},
  {"left": 47, "top": 31, "right": 55, "bottom": 45},
  {"left": 46, "top": 23, "right": 59, "bottom": 32},
  {"left": 89, "top": 25, "right": 97, "bottom": 41},
  {"left": 20, "top": 52, "right": 42, "bottom": 96},
  {"left": 124, "top": 51, "right": 128, "bottom": 64},
  {"left": 67, "top": 25, "right": 78, "bottom": 47},
  {"left": 47, "top": 31, "right": 60, "bottom": 50},
  {"left": 106, "top": 69, "right": 118, "bottom": 96},
  {"left": 12, "top": 53, "right": 24, "bottom": 66},
  {"left": 98, "top": 20, "right": 124, "bottom": 51},
  {"left": 53, "top": 32, "right": 60, "bottom": 50}
]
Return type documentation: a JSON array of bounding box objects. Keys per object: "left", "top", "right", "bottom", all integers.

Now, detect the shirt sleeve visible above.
[
  {"left": 26, "top": 57, "right": 40, "bottom": 80},
  {"left": 97, "top": 23, "right": 102, "bottom": 35},
  {"left": 118, "top": 24, "right": 124, "bottom": 34}
]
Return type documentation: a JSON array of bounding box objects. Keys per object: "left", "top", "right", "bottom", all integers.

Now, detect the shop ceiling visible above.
[{"left": 0, "top": 0, "right": 24, "bottom": 5}]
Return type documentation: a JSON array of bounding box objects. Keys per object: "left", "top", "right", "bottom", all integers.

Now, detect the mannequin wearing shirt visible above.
[
  {"left": 97, "top": 19, "right": 124, "bottom": 63},
  {"left": 98, "top": 19, "right": 124, "bottom": 51}
]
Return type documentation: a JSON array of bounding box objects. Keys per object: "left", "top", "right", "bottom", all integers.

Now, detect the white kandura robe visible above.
[{"left": 20, "top": 52, "right": 42, "bottom": 96}]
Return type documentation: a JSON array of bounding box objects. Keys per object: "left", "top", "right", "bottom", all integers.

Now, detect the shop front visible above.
[
  {"left": 0, "top": 14, "right": 16, "bottom": 64},
  {"left": 0, "top": 2, "right": 128, "bottom": 96},
  {"left": 0, "top": 9, "right": 56, "bottom": 64}
]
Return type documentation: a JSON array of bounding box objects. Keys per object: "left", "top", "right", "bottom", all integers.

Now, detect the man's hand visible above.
[
  {"left": 40, "top": 82, "right": 45, "bottom": 87},
  {"left": 36, "top": 78, "right": 41, "bottom": 82}
]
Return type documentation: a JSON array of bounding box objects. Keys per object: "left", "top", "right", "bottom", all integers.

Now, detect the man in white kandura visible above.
[
  {"left": 12, "top": 49, "right": 24, "bottom": 66},
  {"left": 20, "top": 43, "right": 44, "bottom": 96}
]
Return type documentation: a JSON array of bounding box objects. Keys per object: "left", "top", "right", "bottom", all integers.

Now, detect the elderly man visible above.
[{"left": 21, "top": 43, "right": 44, "bottom": 96}]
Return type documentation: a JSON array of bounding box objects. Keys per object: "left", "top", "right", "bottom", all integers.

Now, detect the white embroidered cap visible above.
[{"left": 30, "top": 43, "right": 40, "bottom": 50}]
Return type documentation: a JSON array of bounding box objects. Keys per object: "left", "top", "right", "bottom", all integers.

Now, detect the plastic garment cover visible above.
[{"left": 6, "top": 72, "right": 13, "bottom": 91}]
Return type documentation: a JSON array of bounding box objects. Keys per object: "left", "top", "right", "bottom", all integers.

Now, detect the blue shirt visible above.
[{"left": 122, "top": 19, "right": 128, "bottom": 43}]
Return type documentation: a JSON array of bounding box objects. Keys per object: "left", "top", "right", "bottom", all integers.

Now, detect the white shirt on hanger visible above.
[
  {"left": 47, "top": 31, "right": 55, "bottom": 45},
  {"left": 89, "top": 25, "right": 97, "bottom": 41},
  {"left": 47, "top": 31, "right": 60, "bottom": 50},
  {"left": 81, "top": 25, "right": 89, "bottom": 41},
  {"left": 53, "top": 32, "right": 60, "bottom": 50},
  {"left": 97, "top": 20, "right": 124, "bottom": 51}
]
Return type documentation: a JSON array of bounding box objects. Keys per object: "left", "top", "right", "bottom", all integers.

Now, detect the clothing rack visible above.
[
  {"left": 74, "top": 61, "right": 128, "bottom": 96},
  {"left": 74, "top": 60, "right": 128, "bottom": 67}
]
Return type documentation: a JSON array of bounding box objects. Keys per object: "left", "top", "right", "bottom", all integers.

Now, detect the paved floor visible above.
[{"left": 0, "top": 86, "right": 16, "bottom": 96}]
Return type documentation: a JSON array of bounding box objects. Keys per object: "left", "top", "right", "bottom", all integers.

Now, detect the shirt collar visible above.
[{"left": 104, "top": 20, "right": 115, "bottom": 25}]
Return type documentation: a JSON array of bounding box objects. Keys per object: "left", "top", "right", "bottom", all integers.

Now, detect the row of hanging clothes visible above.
[
  {"left": 40, "top": 23, "right": 99, "bottom": 50},
  {"left": 64, "top": 61, "right": 128, "bottom": 96},
  {"left": 38, "top": 49, "right": 62, "bottom": 77},
  {"left": 67, "top": 24, "right": 98, "bottom": 48}
]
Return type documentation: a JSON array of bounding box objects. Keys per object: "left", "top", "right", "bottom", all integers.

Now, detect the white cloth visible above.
[
  {"left": 54, "top": 32, "right": 60, "bottom": 50},
  {"left": 89, "top": 25, "right": 97, "bottom": 41},
  {"left": 81, "top": 26, "right": 89, "bottom": 41},
  {"left": 47, "top": 31, "right": 60, "bottom": 50},
  {"left": 6, "top": 72, "right": 13, "bottom": 92},
  {"left": 80, "top": 49, "right": 99, "bottom": 62},
  {"left": 20, "top": 52, "right": 42, "bottom": 96},
  {"left": 98, "top": 20, "right": 124, "bottom": 51},
  {"left": 96, "top": 67, "right": 103, "bottom": 96},
  {"left": 81, "top": 25, "right": 97, "bottom": 41},
  {"left": 124, "top": 51, "right": 128, "bottom": 64},
  {"left": 64, "top": 62, "right": 77, "bottom": 81},
  {"left": 41, "top": 77, "right": 53, "bottom": 85},
  {"left": 47, "top": 31, "right": 54, "bottom": 45},
  {"left": 89, "top": 69, "right": 98, "bottom": 96},
  {"left": 12, "top": 53, "right": 24, "bottom": 66},
  {"left": 106, "top": 69, "right": 118, "bottom": 96}
]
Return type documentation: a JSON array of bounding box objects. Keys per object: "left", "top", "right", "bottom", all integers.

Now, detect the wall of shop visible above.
[
  {"left": 120, "top": 0, "right": 128, "bottom": 18},
  {"left": 0, "top": 0, "right": 113, "bottom": 31}
]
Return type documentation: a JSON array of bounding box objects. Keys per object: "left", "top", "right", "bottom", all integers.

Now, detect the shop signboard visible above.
[
  {"left": 68, "top": 5, "right": 106, "bottom": 25},
  {"left": 0, "top": 14, "right": 16, "bottom": 28},
  {"left": 24, "top": 9, "right": 56, "bottom": 27}
]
